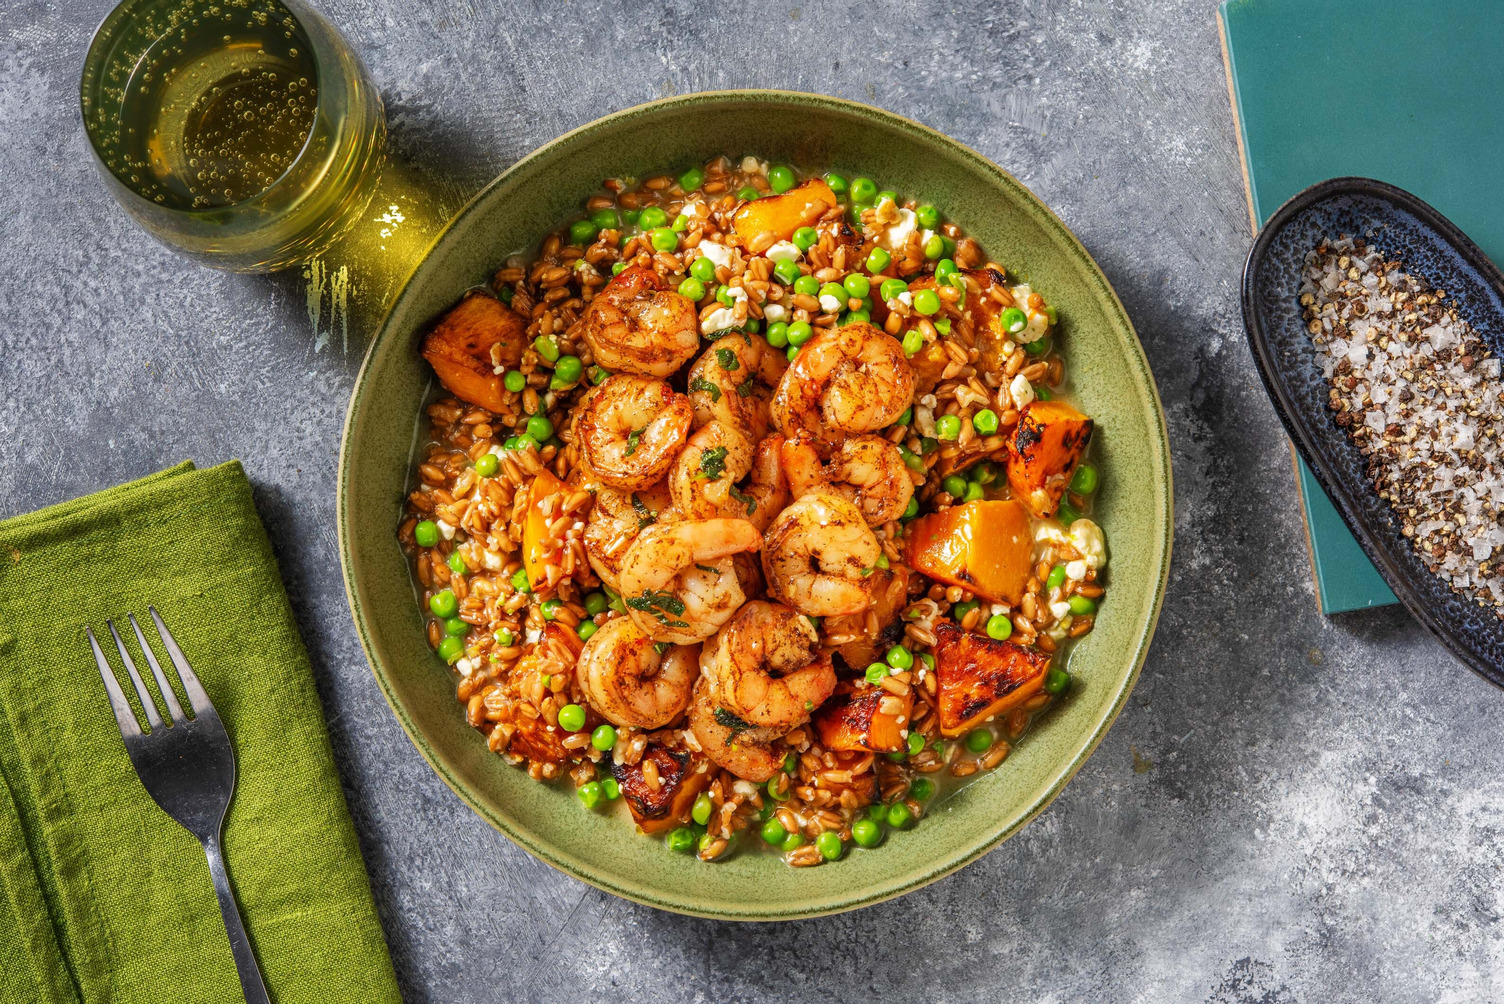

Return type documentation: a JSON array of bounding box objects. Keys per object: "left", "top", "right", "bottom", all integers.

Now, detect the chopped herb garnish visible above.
[
  {"left": 715, "top": 348, "right": 740, "bottom": 371},
  {"left": 689, "top": 376, "right": 722, "bottom": 402},
  {"left": 626, "top": 590, "right": 689, "bottom": 628},
  {"left": 653, "top": 641, "right": 672, "bottom": 654},
  {"left": 630, "top": 493, "right": 657, "bottom": 529},
  {"left": 624, "top": 427, "right": 643, "bottom": 457},
  {"left": 736, "top": 376, "right": 755, "bottom": 398},
  {"left": 728, "top": 485, "right": 757, "bottom": 516},
  {"left": 697, "top": 446, "right": 728, "bottom": 481},
  {"left": 713, "top": 707, "right": 752, "bottom": 733},
  {"left": 694, "top": 563, "right": 721, "bottom": 575}
]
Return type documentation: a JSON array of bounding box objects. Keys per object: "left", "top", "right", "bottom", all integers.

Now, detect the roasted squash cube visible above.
[
  {"left": 813, "top": 679, "right": 911, "bottom": 753},
  {"left": 933, "top": 621, "right": 1051, "bottom": 736},
  {"left": 904, "top": 500, "right": 1033, "bottom": 605},
  {"left": 611, "top": 745, "right": 713, "bottom": 834},
  {"left": 1005, "top": 400, "right": 1093, "bottom": 517},
  {"left": 732, "top": 179, "right": 839, "bottom": 254},
  {"left": 521, "top": 468, "right": 566, "bottom": 590},
  {"left": 421, "top": 293, "right": 528, "bottom": 412}
]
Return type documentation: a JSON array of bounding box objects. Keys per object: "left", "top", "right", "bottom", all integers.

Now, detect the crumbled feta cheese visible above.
[
  {"left": 819, "top": 293, "right": 843, "bottom": 312},
  {"left": 524, "top": 627, "right": 542, "bottom": 645},
  {"left": 898, "top": 291, "right": 913, "bottom": 307},
  {"left": 1008, "top": 373, "right": 1035, "bottom": 410},
  {"left": 454, "top": 657, "right": 476, "bottom": 675},
  {"left": 481, "top": 549, "right": 503, "bottom": 571},
  {"left": 765, "top": 241, "right": 801, "bottom": 263},
  {"left": 1049, "top": 600, "right": 1072, "bottom": 621},
  {"left": 1068, "top": 518, "right": 1107, "bottom": 570},
  {"left": 725, "top": 285, "right": 748, "bottom": 304},
  {"left": 697, "top": 242, "right": 733, "bottom": 269},
  {"left": 1047, "top": 616, "right": 1073, "bottom": 641},
  {"left": 701, "top": 306, "right": 739, "bottom": 334},
  {"left": 763, "top": 303, "right": 788, "bottom": 322},
  {"left": 879, "top": 208, "right": 917, "bottom": 252},
  {"left": 436, "top": 519, "right": 456, "bottom": 541},
  {"left": 1034, "top": 524, "right": 1071, "bottom": 547},
  {"left": 1065, "top": 559, "right": 1088, "bottom": 581},
  {"left": 682, "top": 201, "right": 707, "bottom": 219},
  {"left": 733, "top": 780, "right": 759, "bottom": 797},
  {"left": 740, "top": 155, "right": 767, "bottom": 175}
]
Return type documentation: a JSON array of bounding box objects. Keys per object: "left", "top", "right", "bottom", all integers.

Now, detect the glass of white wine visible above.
[{"left": 81, "top": 0, "right": 386, "bottom": 272}]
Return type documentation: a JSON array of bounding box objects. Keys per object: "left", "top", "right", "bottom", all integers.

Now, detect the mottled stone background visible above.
[{"left": 3, "top": 1, "right": 1500, "bottom": 1001}]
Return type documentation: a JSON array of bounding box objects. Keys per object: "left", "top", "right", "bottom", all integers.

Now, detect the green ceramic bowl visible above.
[{"left": 338, "top": 91, "right": 1172, "bottom": 919}]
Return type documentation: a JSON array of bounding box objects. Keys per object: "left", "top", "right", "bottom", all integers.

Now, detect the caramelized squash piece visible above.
[
  {"left": 611, "top": 745, "right": 713, "bottom": 834},
  {"left": 521, "top": 468, "right": 566, "bottom": 590},
  {"left": 421, "top": 293, "right": 528, "bottom": 412},
  {"left": 732, "top": 179, "right": 838, "bottom": 253},
  {"left": 933, "top": 621, "right": 1051, "bottom": 736},
  {"left": 904, "top": 500, "right": 1033, "bottom": 605},
  {"left": 813, "top": 679, "right": 911, "bottom": 753},
  {"left": 1005, "top": 400, "right": 1093, "bottom": 517},
  {"left": 829, "top": 566, "right": 910, "bottom": 671}
]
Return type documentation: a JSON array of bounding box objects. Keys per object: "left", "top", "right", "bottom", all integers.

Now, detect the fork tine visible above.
[
  {"left": 86, "top": 627, "right": 143, "bottom": 740},
  {"left": 148, "top": 607, "right": 214, "bottom": 718},
  {"left": 128, "top": 613, "right": 187, "bottom": 724},
  {"left": 107, "top": 620, "right": 164, "bottom": 732}
]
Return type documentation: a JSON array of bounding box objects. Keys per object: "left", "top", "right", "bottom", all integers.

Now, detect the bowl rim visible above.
[
  {"left": 337, "top": 88, "right": 1174, "bottom": 919},
  {"left": 1240, "top": 175, "right": 1504, "bottom": 687}
]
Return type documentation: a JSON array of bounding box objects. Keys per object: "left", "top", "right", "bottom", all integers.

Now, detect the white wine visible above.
[{"left": 82, "top": 0, "right": 384, "bottom": 271}]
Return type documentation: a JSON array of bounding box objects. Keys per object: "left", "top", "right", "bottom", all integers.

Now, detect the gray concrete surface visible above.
[{"left": 4, "top": 1, "right": 1501, "bottom": 1001}]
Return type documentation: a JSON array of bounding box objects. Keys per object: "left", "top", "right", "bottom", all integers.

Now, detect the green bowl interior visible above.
[{"left": 339, "top": 91, "right": 1172, "bottom": 919}]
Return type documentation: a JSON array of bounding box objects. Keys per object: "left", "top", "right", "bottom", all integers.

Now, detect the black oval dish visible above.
[{"left": 1242, "top": 177, "right": 1504, "bottom": 687}]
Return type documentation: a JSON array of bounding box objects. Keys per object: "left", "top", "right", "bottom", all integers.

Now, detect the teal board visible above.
[{"left": 1220, "top": 0, "right": 1504, "bottom": 613}]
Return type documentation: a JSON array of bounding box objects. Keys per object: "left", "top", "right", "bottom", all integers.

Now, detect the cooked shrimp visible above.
[
  {"left": 781, "top": 433, "right": 915, "bottom": 526},
  {"left": 687, "top": 676, "right": 785, "bottom": 783},
  {"left": 576, "top": 374, "right": 692, "bottom": 491},
  {"left": 618, "top": 517, "right": 763, "bottom": 644},
  {"left": 583, "top": 265, "right": 700, "bottom": 377},
  {"left": 687, "top": 332, "right": 788, "bottom": 443},
  {"left": 583, "top": 481, "right": 673, "bottom": 592},
  {"left": 771, "top": 323, "right": 916, "bottom": 445},
  {"left": 701, "top": 600, "right": 837, "bottom": 731},
  {"left": 668, "top": 421, "right": 754, "bottom": 520},
  {"left": 575, "top": 616, "right": 698, "bottom": 729},
  {"left": 740, "top": 434, "right": 789, "bottom": 533},
  {"left": 761, "top": 493, "right": 880, "bottom": 617}
]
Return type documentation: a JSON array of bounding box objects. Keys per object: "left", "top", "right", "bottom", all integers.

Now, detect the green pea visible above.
[
  {"left": 1046, "top": 564, "right": 1067, "bottom": 589},
  {"left": 968, "top": 461, "right": 998, "bottom": 485},
  {"left": 920, "top": 436, "right": 939, "bottom": 455},
  {"left": 761, "top": 818, "right": 788, "bottom": 845},
  {"left": 873, "top": 191, "right": 896, "bottom": 208},
  {"left": 818, "top": 281, "right": 846, "bottom": 303},
  {"left": 475, "top": 452, "right": 500, "bottom": 478},
  {"left": 553, "top": 355, "right": 583, "bottom": 386},
  {"left": 436, "top": 636, "right": 464, "bottom": 663},
  {"left": 765, "top": 776, "right": 791, "bottom": 801},
  {"left": 638, "top": 206, "right": 668, "bottom": 229},
  {"left": 591, "top": 207, "right": 621, "bottom": 231},
  {"left": 1025, "top": 336, "right": 1052, "bottom": 357},
  {"left": 852, "top": 818, "right": 883, "bottom": 848},
  {"left": 1071, "top": 464, "right": 1099, "bottom": 495},
  {"left": 500, "top": 369, "right": 526, "bottom": 394},
  {"left": 815, "top": 830, "right": 844, "bottom": 861},
  {"left": 558, "top": 704, "right": 586, "bottom": 732},
  {"left": 773, "top": 258, "right": 800, "bottom": 285},
  {"left": 792, "top": 226, "right": 819, "bottom": 251},
  {"left": 963, "top": 481, "right": 985, "bottom": 503},
  {"left": 667, "top": 278, "right": 701, "bottom": 305},
  {"left": 1034, "top": 386, "right": 1052, "bottom": 401},
  {"left": 715, "top": 284, "right": 733, "bottom": 306},
  {"left": 765, "top": 321, "right": 789, "bottom": 348},
  {"left": 942, "top": 474, "right": 968, "bottom": 498},
  {"left": 912, "top": 289, "right": 941, "bottom": 316},
  {"left": 787, "top": 345, "right": 799, "bottom": 362},
  {"left": 666, "top": 827, "right": 695, "bottom": 853},
  {"left": 865, "top": 662, "right": 888, "bottom": 685},
  {"left": 576, "top": 781, "right": 602, "bottom": 808},
  {"left": 899, "top": 446, "right": 924, "bottom": 472},
  {"left": 936, "top": 415, "right": 961, "bottom": 440},
  {"left": 934, "top": 258, "right": 958, "bottom": 285},
  {"left": 907, "top": 731, "right": 925, "bottom": 756},
  {"left": 690, "top": 255, "right": 717, "bottom": 282},
  {"left": 429, "top": 589, "right": 458, "bottom": 618},
  {"left": 901, "top": 328, "right": 924, "bottom": 357},
  {"left": 443, "top": 616, "right": 469, "bottom": 638},
  {"left": 495, "top": 628, "right": 514, "bottom": 646},
  {"left": 737, "top": 186, "right": 760, "bottom": 202},
  {"left": 578, "top": 592, "right": 606, "bottom": 617},
  {"left": 602, "top": 777, "right": 621, "bottom": 799},
  {"left": 1000, "top": 307, "right": 1028, "bottom": 334},
  {"left": 691, "top": 792, "right": 714, "bottom": 826},
  {"left": 672, "top": 213, "right": 690, "bottom": 232},
  {"left": 793, "top": 274, "right": 820, "bottom": 297},
  {"left": 768, "top": 165, "right": 797, "bottom": 194},
  {"left": 1068, "top": 595, "right": 1098, "bottom": 616},
  {"left": 971, "top": 409, "right": 999, "bottom": 436},
  {"left": 878, "top": 277, "right": 907, "bottom": 302},
  {"left": 940, "top": 235, "right": 957, "bottom": 257},
  {"left": 784, "top": 752, "right": 798, "bottom": 775},
  {"left": 934, "top": 318, "right": 952, "bottom": 335},
  {"left": 511, "top": 434, "right": 538, "bottom": 453},
  {"left": 886, "top": 802, "right": 913, "bottom": 829},
  {"left": 901, "top": 496, "right": 920, "bottom": 520},
  {"left": 414, "top": 520, "right": 439, "bottom": 548},
  {"left": 786, "top": 321, "right": 814, "bottom": 347},
  {"left": 539, "top": 599, "right": 560, "bottom": 621},
  {"left": 842, "top": 273, "right": 871, "bottom": 299},
  {"left": 892, "top": 406, "right": 912, "bottom": 427},
  {"left": 781, "top": 831, "right": 805, "bottom": 852},
  {"left": 885, "top": 645, "right": 913, "bottom": 671},
  {"left": 922, "top": 233, "right": 946, "bottom": 260},
  {"left": 1044, "top": 667, "right": 1071, "bottom": 695},
  {"left": 866, "top": 247, "right": 892, "bottom": 274},
  {"left": 1045, "top": 304, "right": 1058, "bottom": 325},
  {"left": 534, "top": 335, "right": 560, "bottom": 362},
  {"left": 610, "top": 262, "right": 627, "bottom": 276},
  {"left": 849, "top": 177, "right": 877, "bottom": 203},
  {"left": 569, "top": 219, "right": 598, "bottom": 245},
  {"left": 446, "top": 551, "right": 468, "bottom": 575},
  {"left": 953, "top": 599, "right": 980, "bottom": 622},
  {"left": 649, "top": 227, "right": 678, "bottom": 252},
  {"left": 583, "top": 724, "right": 614, "bottom": 754},
  {"left": 824, "top": 172, "right": 848, "bottom": 194},
  {"left": 576, "top": 620, "right": 597, "bottom": 642},
  {"left": 840, "top": 309, "right": 870, "bottom": 325},
  {"left": 526, "top": 414, "right": 554, "bottom": 442},
  {"left": 498, "top": 285, "right": 514, "bottom": 303},
  {"left": 910, "top": 777, "right": 934, "bottom": 801},
  {"left": 679, "top": 166, "right": 704, "bottom": 192},
  {"left": 920, "top": 652, "right": 935, "bottom": 671},
  {"left": 510, "top": 568, "right": 532, "bottom": 594},
  {"left": 985, "top": 614, "right": 1012, "bottom": 641},
  {"left": 1056, "top": 500, "right": 1082, "bottom": 526},
  {"left": 590, "top": 366, "right": 609, "bottom": 385},
  {"left": 915, "top": 205, "right": 941, "bottom": 230}
]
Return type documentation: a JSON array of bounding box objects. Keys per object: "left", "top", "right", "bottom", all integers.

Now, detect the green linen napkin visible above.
[{"left": 0, "top": 461, "right": 403, "bottom": 1004}]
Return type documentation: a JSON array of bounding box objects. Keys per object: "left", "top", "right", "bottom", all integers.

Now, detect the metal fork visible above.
[{"left": 86, "top": 607, "right": 269, "bottom": 1004}]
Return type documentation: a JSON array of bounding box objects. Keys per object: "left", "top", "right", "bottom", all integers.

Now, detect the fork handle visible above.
[{"left": 202, "top": 834, "right": 271, "bottom": 1004}]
